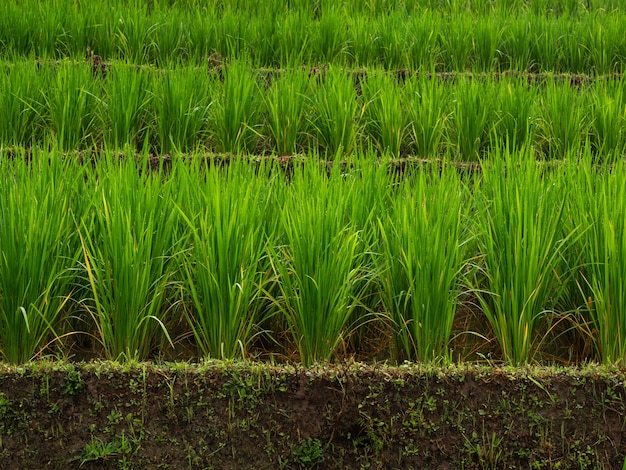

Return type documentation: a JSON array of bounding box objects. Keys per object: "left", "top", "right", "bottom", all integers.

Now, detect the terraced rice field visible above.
[{"left": 1, "top": 0, "right": 626, "bottom": 367}]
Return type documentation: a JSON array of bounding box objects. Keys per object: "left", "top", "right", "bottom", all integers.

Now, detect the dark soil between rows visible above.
[{"left": 0, "top": 361, "right": 625, "bottom": 469}]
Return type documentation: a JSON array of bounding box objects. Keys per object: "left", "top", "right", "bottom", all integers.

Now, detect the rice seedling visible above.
[
  {"left": 589, "top": 79, "right": 626, "bottom": 159},
  {"left": 309, "top": 68, "right": 361, "bottom": 158},
  {"left": 472, "top": 152, "right": 577, "bottom": 365},
  {"left": 361, "top": 71, "right": 408, "bottom": 158},
  {"left": 537, "top": 81, "right": 590, "bottom": 159},
  {"left": 405, "top": 13, "right": 441, "bottom": 71},
  {"left": 500, "top": 17, "right": 534, "bottom": 71},
  {"left": 103, "top": 64, "right": 152, "bottom": 150},
  {"left": 528, "top": 17, "right": 563, "bottom": 73},
  {"left": 273, "top": 11, "right": 312, "bottom": 66},
  {"left": 494, "top": 79, "right": 538, "bottom": 151},
  {"left": 571, "top": 160, "right": 626, "bottom": 365},
  {"left": 471, "top": 16, "right": 504, "bottom": 71},
  {"left": 263, "top": 69, "right": 309, "bottom": 156},
  {"left": 377, "top": 164, "right": 470, "bottom": 362},
  {"left": 405, "top": 74, "right": 450, "bottom": 158},
  {"left": 112, "top": 5, "right": 157, "bottom": 64},
  {"left": 43, "top": 62, "right": 103, "bottom": 151},
  {"left": 437, "top": 15, "right": 474, "bottom": 71},
  {"left": 0, "top": 60, "right": 48, "bottom": 147},
  {"left": 175, "top": 159, "right": 274, "bottom": 359},
  {"left": 211, "top": 61, "right": 260, "bottom": 154},
  {"left": 152, "top": 66, "right": 211, "bottom": 154},
  {"left": 341, "top": 155, "right": 389, "bottom": 351},
  {"left": 0, "top": 151, "right": 82, "bottom": 364},
  {"left": 371, "top": 13, "right": 407, "bottom": 69},
  {"left": 313, "top": 8, "right": 350, "bottom": 64},
  {"left": 78, "top": 155, "right": 181, "bottom": 361},
  {"left": 449, "top": 78, "right": 498, "bottom": 161},
  {"left": 267, "top": 163, "right": 374, "bottom": 366}
]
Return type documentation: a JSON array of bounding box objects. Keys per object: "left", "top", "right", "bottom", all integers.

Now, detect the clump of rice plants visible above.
[
  {"left": 103, "top": 64, "right": 152, "bottom": 150},
  {"left": 570, "top": 159, "right": 626, "bottom": 364},
  {"left": 471, "top": 152, "right": 577, "bottom": 365},
  {"left": 0, "top": 152, "right": 82, "bottom": 364},
  {"left": 405, "top": 74, "right": 450, "bottom": 158},
  {"left": 449, "top": 78, "right": 498, "bottom": 161},
  {"left": 263, "top": 68, "right": 309, "bottom": 155},
  {"left": 589, "top": 79, "right": 626, "bottom": 159},
  {"left": 0, "top": 61, "right": 48, "bottom": 146},
  {"left": 494, "top": 79, "right": 537, "bottom": 152},
  {"left": 377, "top": 164, "right": 471, "bottom": 362},
  {"left": 308, "top": 67, "right": 360, "bottom": 158},
  {"left": 176, "top": 159, "right": 274, "bottom": 359},
  {"left": 152, "top": 66, "right": 211, "bottom": 154},
  {"left": 537, "top": 80, "right": 590, "bottom": 159},
  {"left": 267, "top": 163, "right": 374, "bottom": 366},
  {"left": 43, "top": 61, "right": 102, "bottom": 151},
  {"left": 361, "top": 71, "right": 408, "bottom": 158},
  {"left": 78, "top": 155, "right": 181, "bottom": 361},
  {"left": 211, "top": 61, "right": 261, "bottom": 154}
]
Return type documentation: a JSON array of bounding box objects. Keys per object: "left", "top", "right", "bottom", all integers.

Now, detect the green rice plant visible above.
[
  {"left": 405, "top": 14, "right": 441, "bottom": 71},
  {"left": 450, "top": 78, "right": 497, "bottom": 161},
  {"left": 78, "top": 156, "right": 180, "bottom": 361},
  {"left": 267, "top": 163, "right": 373, "bottom": 366},
  {"left": 348, "top": 16, "right": 376, "bottom": 66},
  {"left": 151, "top": 12, "right": 194, "bottom": 66},
  {"left": 371, "top": 13, "right": 407, "bottom": 69},
  {"left": 211, "top": 61, "right": 260, "bottom": 154},
  {"left": 0, "top": 151, "right": 81, "bottom": 364},
  {"left": 309, "top": 68, "right": 360, "bottom": 158},
  {"left": 472, "top": 153, "right": 576, "bottom": 365},
  {"left": 437, "top": 15, "right": 473, "bottom": 71},
  {"left": 43, "top": 62, "right": 102, "bottom": 151},
  {"left": 263, "top": 69, "right": 309, "bottom": 155},
  {"left": 378, "top": 164, "right": 470, "bottom": 362},
  {"left": 494, "top": 79, "right": 538, "bottom": 151},
  {"left": 361, "top": 72, "right": 408, "bottom": 158},
  {"left": 175, "top": 159, "right": 274, "bottom": 359},
  {"left": 557, "top": 20, "right": 587, "bottom": 73},
  {"left": 313, "top": 8, "right": 350, "bottom": 64},
  {"left": 571, "top": 160, "right": 626, "bottom": 364},
  {"left": 589, "top": 80, "right": 626, "bottom": 159},
  {"left": 405, "top": 75, "right": 450, "bottom": 157},
  {"left": 537, "top": 81, "right": 589, "bottom": 158},
  {"left": 528, "top": 17, "right": 563, "bottom": 72},
  {"left": 0, "top": 61, "right": 48, "bottom": 146},
  {"left": 333, "top": 154, "right": 389, "bottom": 355},
  {"left": 500, "top": 17, "right": 534, "bottom": 71},
  {"left": 584, "top": 15, "right": 622, "bottom": 74},
  {"left": 274, "top": 11, "right": 312, "bottom": 65},
  {"left": 103, "top": 64, "right": 152, "bottom": 150},
  {"left": 113, "top": 5, "right": 157, "bottom": 63},
  {"left": 153, "top": 67, "right": 211, "bottom": 153},
  {"left": 471, "top": 16, "right": 504, "bottom": 70}
]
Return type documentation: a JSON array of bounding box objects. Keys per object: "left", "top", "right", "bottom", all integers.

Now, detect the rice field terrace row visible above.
[
  {"left": 2, "top": 148, "right": 626, "bottom": 367},
  {"left": 2, "top": 60, "right": 626, "bottom": 159},
  {"left": 1, "top": 0, "right": 626, "bottom": 72}
]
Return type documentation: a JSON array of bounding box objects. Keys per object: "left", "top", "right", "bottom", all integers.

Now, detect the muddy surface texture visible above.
[{"left": 0, "top": 362, "right": 625, "bottom": 469}]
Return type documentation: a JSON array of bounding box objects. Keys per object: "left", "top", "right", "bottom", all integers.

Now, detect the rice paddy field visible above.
[{"left": 2, "top": 0, "right": 626, "bottom": 468}]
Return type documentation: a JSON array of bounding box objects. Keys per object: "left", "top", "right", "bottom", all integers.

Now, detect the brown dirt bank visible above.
[{"left": 0, "top": 361, "right": 625, "bottom": 469}]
